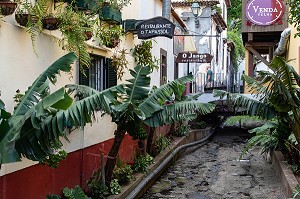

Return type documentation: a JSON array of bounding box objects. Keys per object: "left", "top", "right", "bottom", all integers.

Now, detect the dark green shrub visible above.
[
  {"left": 133, "top": 153, "right": 154, "bottom": 173},
  {"left": 113, "top": 164, "right": 134, "bottom": 184}
]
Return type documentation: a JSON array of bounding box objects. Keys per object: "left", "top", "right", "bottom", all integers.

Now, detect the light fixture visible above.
[{"left": 191, "top": 2, "right": 201, "bottom": 17}]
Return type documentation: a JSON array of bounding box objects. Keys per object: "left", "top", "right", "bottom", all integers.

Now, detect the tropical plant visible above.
[
  {"left": 133, "top": 153, "right": 154, "bottom": 173},
  {"left": 152, "top": 134, "right": 170, "bottom": 155},
  {"left": 63, "top": 185, "right": 90, "bottom": 199},
  {"left": 132, "top": 40, "right": 159, "bottom": 72},
  {"left": 40, "top": 150, "right": 68, "bottom": 168},
  {"left": 227, "top": 29, "right": 244, "bottom": 71},
  {"left": 292, "top": 185, "right": 300, "bottom": 199},
  {"left": 288, "top": 0, "right": 300, "bottom": 38},
  {"left": 173, "top": 123, "right": 190, "bottom": 137},
  {"left": 58, "top": 6, "right": 94, "bottom": 69},
  {"left": 109, "top": 179, "right": 121, "bottom": 195},
  {"left": 214, "top": 56, "right": 300, "bottom": 154},
  {"left": 87, "top": 170, "right": 109, "bottom": 199},
  {"left": 98, "top": 0, "right": 132, "bottom": 10},
  {"left": 113, "top": 163, "right": 134, "bottom": 184},
  {"left": 95, "top": 23, "right": 124, "bottom": 48},
  {"left": 111, "top": 48, "right": 129, "bottom": 80}
]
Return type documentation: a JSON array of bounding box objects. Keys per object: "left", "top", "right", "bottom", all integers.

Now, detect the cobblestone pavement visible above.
[{"left": 141, "top": 135, "right": 285, "bottom": 199}]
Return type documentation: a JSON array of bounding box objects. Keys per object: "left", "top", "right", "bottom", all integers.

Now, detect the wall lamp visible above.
[{"left": 191, "top": 2, "right": 201, "bottom": 28}]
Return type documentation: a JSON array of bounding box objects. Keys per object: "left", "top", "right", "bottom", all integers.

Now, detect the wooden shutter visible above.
[{"left": 106, "top": 58, "right": 117, "bottom": 88}]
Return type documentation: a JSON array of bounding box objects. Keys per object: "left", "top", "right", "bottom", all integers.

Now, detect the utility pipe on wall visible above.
[{"left": 162, "top": 0, "right": 171, "bottom": 20}]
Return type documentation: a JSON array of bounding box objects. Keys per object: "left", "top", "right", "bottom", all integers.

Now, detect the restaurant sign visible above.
[
  {"left": 246, "top": 0, "right": 284, "bottom": 26},
  {"left": 137, "top": 16, "right": 175, "bottom": 39},
  {"left": 176, "top": 52, "right": 213, "bottom": 63}
]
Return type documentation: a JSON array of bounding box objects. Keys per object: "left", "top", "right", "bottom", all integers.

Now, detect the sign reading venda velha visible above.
[
  {"left": 246, "top": 0, "right": 284, "bottom": 25},
  {"left": 137, "top": 16, "right": 175, "bottom": 39}
]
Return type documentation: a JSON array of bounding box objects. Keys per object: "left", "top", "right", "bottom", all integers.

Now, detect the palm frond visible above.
[
  {"left": 144, "top": 101, "right": 215, "bottom": 127},
  {"left": 139, "top": 75, "right": 193, "bottom": 118}
]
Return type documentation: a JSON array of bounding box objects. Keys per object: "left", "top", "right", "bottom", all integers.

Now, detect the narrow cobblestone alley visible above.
[{"left": 142, "top": 135, "right": 285, "bottom": 199}]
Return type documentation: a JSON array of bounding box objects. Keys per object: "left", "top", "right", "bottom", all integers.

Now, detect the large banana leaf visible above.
[
  {"left": 139, "top": 75, "right": 193, "bottom": 118},
  {"left": 144, "top": 101, "right": 215, "bottom": 127},
  {"left": 113, "top": 65, "right": 151, "bottom": 120},
  {"left": 0, "top": 53, "right": 77, "bottom": 163},
  {"left": 13, "top": 84, "right": 125, "bottom": 161},
  {"left": 213, "top": 90, "right": 276, "bottom": 120}
]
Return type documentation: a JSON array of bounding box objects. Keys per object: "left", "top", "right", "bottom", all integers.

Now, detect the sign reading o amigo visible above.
[{"left": 246, "top": 0, "right": 285, "bottom": 26}]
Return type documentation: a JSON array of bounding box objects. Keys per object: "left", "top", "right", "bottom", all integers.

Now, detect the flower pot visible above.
[
  {"left": 15, "top": 13, "right": 37, "bottom": 26},
  {"left": 0, "top": 1, "right": 17, "bottom": 16},
  {"left": 42, "top": 17, "right": 60, "bottom": 30},
  {"left": 85, "top": 31, "right": 93, "bottom": 40},
  {"left": 99, "top": 5, "right": 122, "bottom": 25},
  {"left": 105, "top": 38, "right": 120, "bottom": 48}
]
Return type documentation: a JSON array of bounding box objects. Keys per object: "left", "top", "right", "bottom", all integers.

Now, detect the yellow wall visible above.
[{"left": 287, "top": 25, "right": 300, "bottom": 73}]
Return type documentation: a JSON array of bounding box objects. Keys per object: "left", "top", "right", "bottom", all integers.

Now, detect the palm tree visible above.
[{"left": 214, "top": 56, "right": 300, "bottom": 146}]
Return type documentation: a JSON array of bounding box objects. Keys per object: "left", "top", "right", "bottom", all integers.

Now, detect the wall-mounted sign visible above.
[
  {"left": 176, "top": 52, "right": 213, "bottom": 63},
  {"left": 246, "top": 0, "right": 284, "bottom": 26},
  {"left": 137, "top": 16, "right": 175, "bottom": 39}
]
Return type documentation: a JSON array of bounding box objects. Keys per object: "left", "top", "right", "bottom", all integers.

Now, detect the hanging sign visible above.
[
  {"left": 246, "top": 0, "right": 285, "bottom": 26},
  {"left": 176, "top": 52, "right": 213, "bottom": 63},
  {"left": 137, "top": 16, "right": 175, "bottom": 39}
]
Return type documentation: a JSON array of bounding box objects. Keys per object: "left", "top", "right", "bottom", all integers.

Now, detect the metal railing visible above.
[{"left": 193, "top": 72, "right": 244, "bottom": 93}]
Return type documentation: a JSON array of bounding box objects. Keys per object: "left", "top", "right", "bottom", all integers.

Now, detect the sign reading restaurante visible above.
[
  {"left": 246, "top": 0, "right": 284, "bottom": 26},
  {"left": 137, "top": 16, "right": 175, "bottom": 39},
  {"left": 176, "top": 52, "right": 213, "bottom": 63}
]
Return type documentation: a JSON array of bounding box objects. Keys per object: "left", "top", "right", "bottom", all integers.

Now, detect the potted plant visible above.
[
  {"left": 15, "top": 2, "right": 37, "bottom": 26},
  {"left": 0, "top": 0, "right": 17, "bottom": 16},
  {"left": 55, "top": 0, "right": 97, "bottom": 11},
  {"left": 58, "top": 6, "right": 95, "bottom": 68},
  {"left": 95, "top": 23, "right": 124, "bottom": 48},
  {"left": 98, "top": 0, "right": 132, "bottom": 24}
]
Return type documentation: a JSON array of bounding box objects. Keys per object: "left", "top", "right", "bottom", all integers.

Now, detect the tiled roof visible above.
[
  {"left": 212, "top": 12, "right": 227, "bottom": 30},
  {"left": 172, "top": 0, "right": 219, "bottom": 7}
]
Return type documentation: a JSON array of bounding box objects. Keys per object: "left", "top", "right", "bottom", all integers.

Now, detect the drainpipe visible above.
[
  {"left": 162, "top": 0, "right": 171, "bottom": 19},
  {"left": 274, "top": 28, "right": 291, "bottom": 56},
  {"left": 126, "top": 130, "right": 215, "bottom": 199}
]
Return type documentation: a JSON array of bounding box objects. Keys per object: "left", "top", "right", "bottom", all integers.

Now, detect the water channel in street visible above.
[{"left": 141, "top": 134, "right": 285, "bottom": 199}]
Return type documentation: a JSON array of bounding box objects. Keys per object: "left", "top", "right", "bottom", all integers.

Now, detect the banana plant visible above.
[
  {"left": 213, "top": 56, "right": 300, "bottom": 148},
  {"left": 68, "top": 64, "right": 215, "bottom": 185}
]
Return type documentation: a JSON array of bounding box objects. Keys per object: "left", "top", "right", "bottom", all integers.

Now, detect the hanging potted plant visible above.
[
  {"left": 98, "top": 0, "right": 132, "bottom": 24},
  {"left": 15, "top": 2, "right": 37, "bottom": 26},
  {"left": 0, "top": 0, "right": 17, "bottom": 16},
  {"left": 58, "top": 6, "right": 95, "bottom": 68},
  {"left": 96, "top": 23, "right": 124, "bottom": 48}
]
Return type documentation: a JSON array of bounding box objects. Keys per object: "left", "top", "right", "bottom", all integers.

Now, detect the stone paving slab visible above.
[{"left": 142, "top": 135, "right": 285, "bottom": 199}]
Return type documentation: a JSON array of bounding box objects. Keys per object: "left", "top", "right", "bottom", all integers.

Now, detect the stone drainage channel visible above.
[{"left": 141, "top": 135, "right": 285, "bottom": 199}]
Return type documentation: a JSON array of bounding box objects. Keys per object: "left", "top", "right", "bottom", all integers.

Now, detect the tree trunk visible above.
[
  {"left": 105, "top": 126, "right": 126, "bottom": 186},
  {"left": 146, "top": 127, "right": 155, "bottom": 154}
]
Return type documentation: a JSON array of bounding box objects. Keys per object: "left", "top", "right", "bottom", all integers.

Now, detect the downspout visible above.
[
  {"left": 162, "top": 0, "right": 171, "bottom": 19},
  {"left": 126, "top": 130, "right": 215, "bottom": 199},
  {"left": 274, "top": 28, "right": 291, "bottom": 56}
]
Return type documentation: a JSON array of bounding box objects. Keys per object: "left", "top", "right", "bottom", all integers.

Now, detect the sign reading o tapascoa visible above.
[{"left": 246, "top": 0, "right": 285, "bottom": 26}]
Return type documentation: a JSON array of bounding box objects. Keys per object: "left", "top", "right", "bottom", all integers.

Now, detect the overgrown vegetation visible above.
[{"left": 133, "top": 153, "right": 154, "bottom": 173}]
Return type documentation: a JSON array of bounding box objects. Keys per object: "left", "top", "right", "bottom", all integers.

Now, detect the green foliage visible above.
[
  {"left": 58, "top": 6, "right": 94, "bottom": 69},
  {"left": 111, "top": 48, "right": 129, "bottom": 80},
  {"left": 109, "top": 179, "right": 121, "bottom": 195},
  {"left": 46, "top": 194, "right": 61, "bottom": 199},
  {"left": 223, "top": 116, "right": 261, "bottom": 126},
  {"left": 173, "top": 123, "right": 190, "bottom": 137},
  {"left": 132, "top": 40, "right": 160, "bottom": 72},
  {"left": 153, "top": 134, "right": 171, "bottom": 153},
  {"left": 240, "top": 121, "right": 280, "bottom": 158},
  {"left": 63, "top": 186, "right": 90, "bottom": 199},
  {"left": 87, "top": 171, "right": 109, "bottom": 199},
  {"left": 227, "top": 30, "right": 244, "bottom": 72},
  {"left": 96, "top": 24, "right": 124, "bottom": 48},
  {"left": 227, "top": 0, "right": 242, "bottom": 30},
  {"left": 127, "top": 120, "right": 147, "bottom": 140},
  {"left": 98, "top": 0, "right": 132, "bottom": 10},
  {"left": 288, "top": 0, "right": 300, "bottom": 38},
  {"left": 133, "top": 153, "right": 154, "bottom": 173},
  {"left": 113, "top": 164, "right": 134, "bottom": 184},
  {"left": 40, "top": 150, "right": 68, "bottom": 168},
  {"left": 292, "top": 185, "right": 300, "bottom": 199}
]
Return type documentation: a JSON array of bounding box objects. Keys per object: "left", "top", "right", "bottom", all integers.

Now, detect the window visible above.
[{"left": 79, "top": 54, "right": 117, "bottom": 91}]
